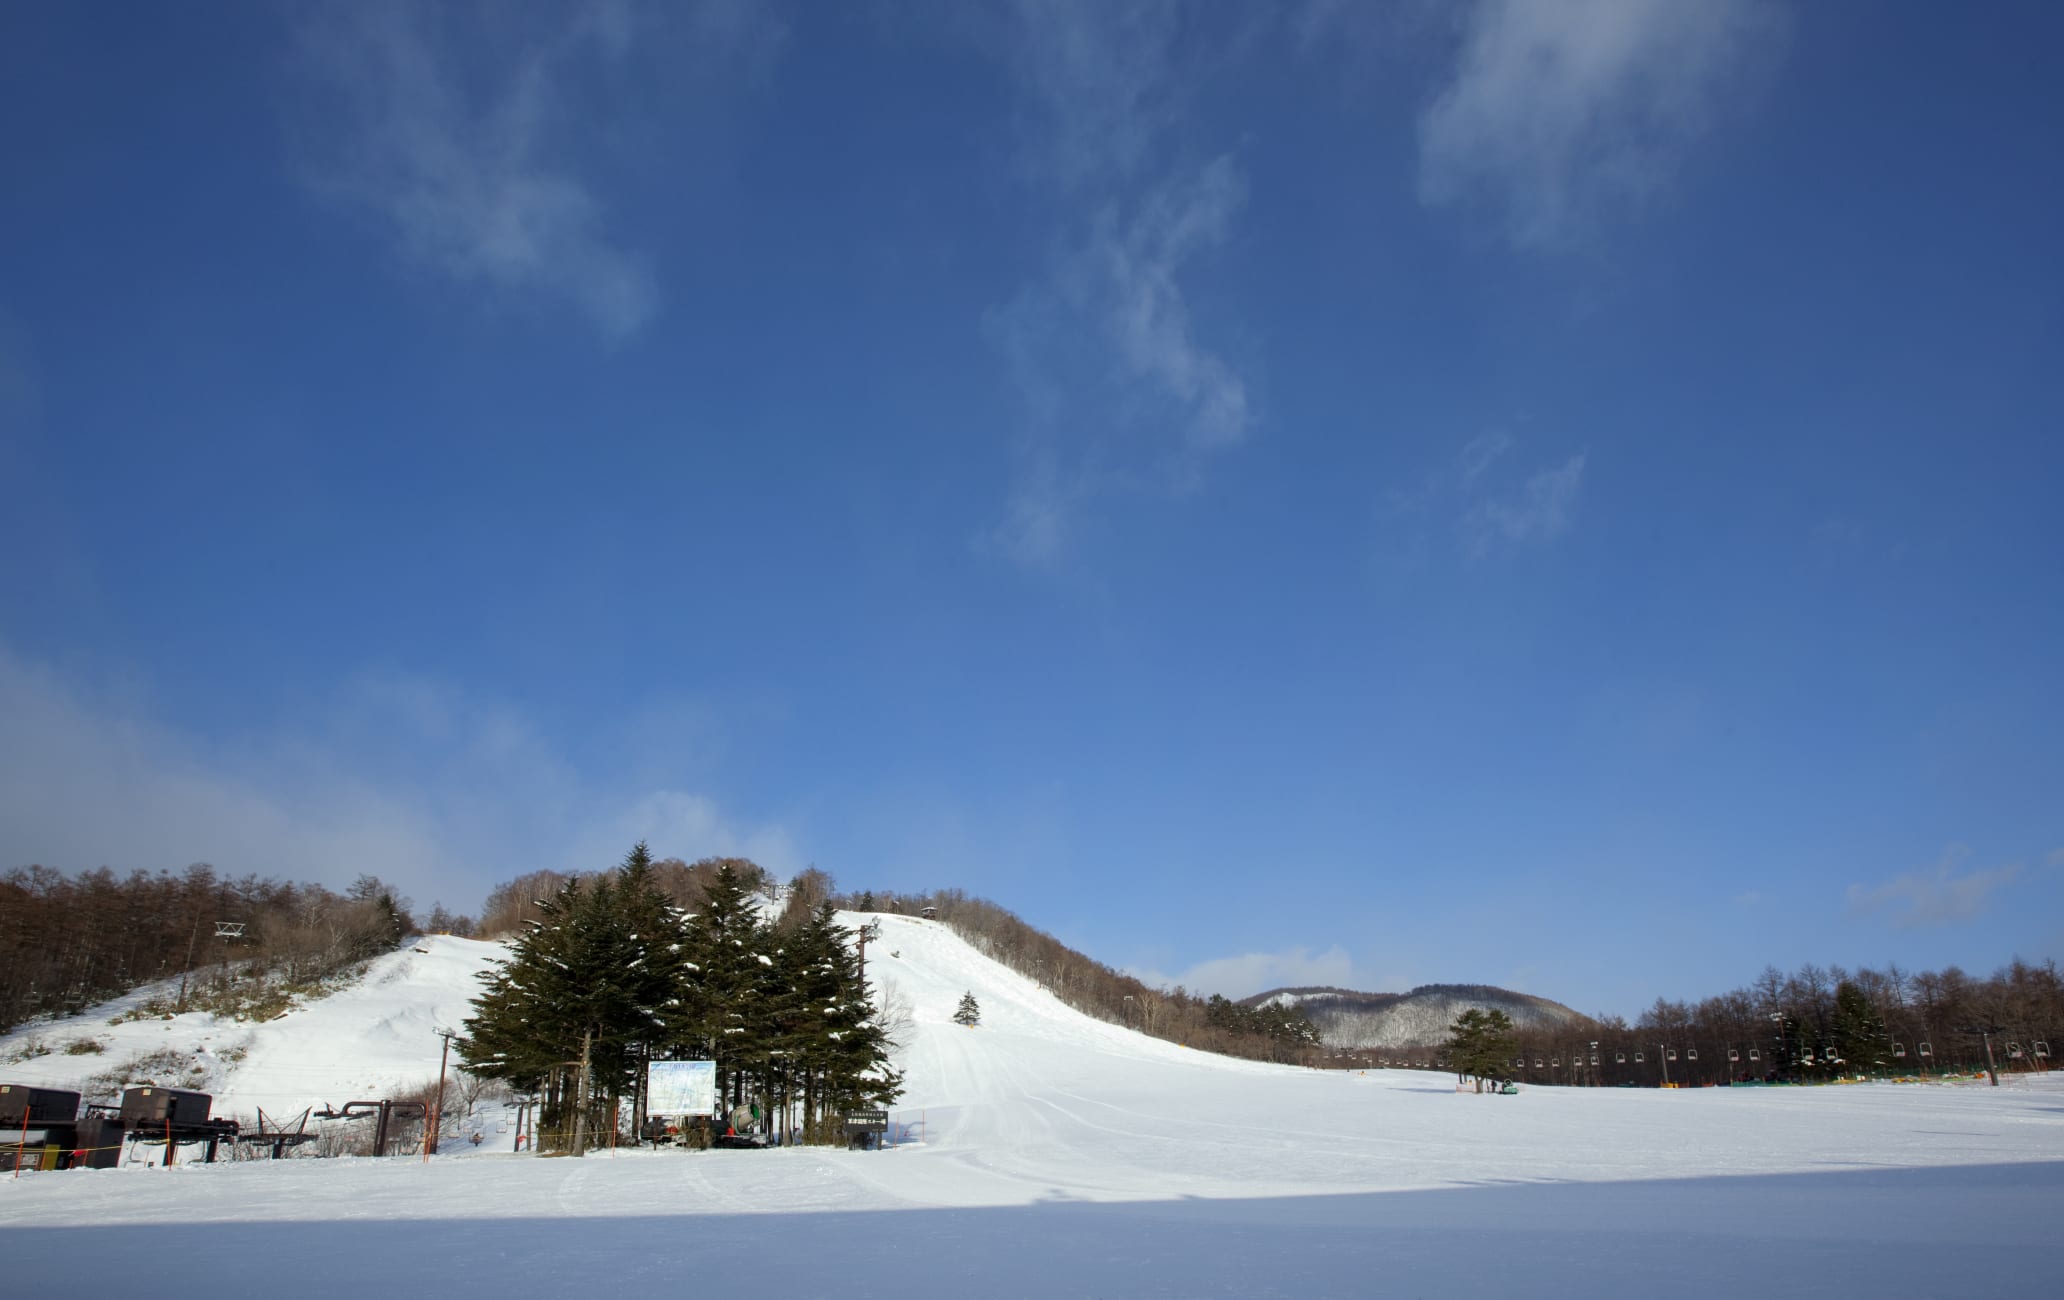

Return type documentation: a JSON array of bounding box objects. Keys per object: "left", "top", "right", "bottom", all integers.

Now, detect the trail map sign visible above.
[{"left": 647, "top": 1060, "right": 716, "bottom": 1116}]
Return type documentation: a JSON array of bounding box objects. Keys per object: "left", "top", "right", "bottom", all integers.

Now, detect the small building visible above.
[{"left": 920, "top": 906, "right": 937, "bottom": 920}]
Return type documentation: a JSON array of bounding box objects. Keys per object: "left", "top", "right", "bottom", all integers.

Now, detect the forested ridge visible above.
[
  {"left": 1, "top": 863, "right": 422, "bottom": 1033},
  {"left": 7, "top": 860, "right": 2059, "bottom": 1092},
  {"left": 1481, "top": 958, "right": 2064, "bottom": 1087}
]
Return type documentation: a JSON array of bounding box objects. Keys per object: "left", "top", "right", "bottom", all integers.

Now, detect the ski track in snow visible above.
[{"left": 4, "top": 913, "right": 2062, "bottom": 1296}]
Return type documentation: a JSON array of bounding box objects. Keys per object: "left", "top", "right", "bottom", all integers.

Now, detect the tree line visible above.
[
  {"left": 462, "top": 847, "right": 899, "bottom": 1153},
  {"left": 1370, "top": 959, "right": 2062, "bottom": 1088},
  {"left": 0, "top": 863, "right": 424, "bottom": 1033}
]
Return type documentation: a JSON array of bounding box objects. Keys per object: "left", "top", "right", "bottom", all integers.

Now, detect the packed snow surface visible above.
[
  {"left": 0, "top": 935, "right": 505, "bottom": 1120},
  {"left": 5, "top": 912, "right": 2061, "bottom": 1297}
]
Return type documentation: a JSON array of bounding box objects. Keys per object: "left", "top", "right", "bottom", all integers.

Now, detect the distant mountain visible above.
[{"left": 1240, "top": 984, "right": 1585, "bottom": 1049}]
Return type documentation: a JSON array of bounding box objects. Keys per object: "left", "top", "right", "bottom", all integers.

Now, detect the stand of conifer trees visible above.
[{"left": 460, "top": 844, "right": 900, "bottom": 1154}]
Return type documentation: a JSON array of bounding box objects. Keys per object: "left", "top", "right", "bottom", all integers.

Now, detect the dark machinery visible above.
[
  {"left": 120, "top": 1086, "right": 215, "bottom": 1127},
  {"left": 314, "top": 1099, "right": 427, "bottom": 1157},
  {"left": 0, "top": 1084, "right": 81, "bottom": 1126},
  {"left": 236, "top": 1106, "right": 320, "bottom": 1159},
  {"left": 1, "top": 1085, "right": 84, "bottom": 1172},
  {"left": 118, "top": 1087, "right": 238, "bottom": 1164}
]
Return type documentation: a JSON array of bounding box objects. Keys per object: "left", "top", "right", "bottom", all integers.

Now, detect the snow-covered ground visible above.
[
  {"left": 4, "top": 911, "right": 2061, "bottom": 1297},
  {"left": 0, "top": 935, "right": 504, "bottom": 1128}
]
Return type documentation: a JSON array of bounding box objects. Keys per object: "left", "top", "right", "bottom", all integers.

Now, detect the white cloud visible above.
[
  {"left": 1129, "top": 945, "right": 1357, "bottom": 999},
  {"left": 979, "top": 3, "right": 1255, "bottom": 567},
  {"left": 1092, "top": 156, "right": 1252, "bottom": 453},
  {"left": 1000, "top": 0, "right": 1183, "bottom": 187},
  {"left": 290, "top": 1, "right": 773, "bottom": 338},
  {"left": 987, "top": 449, "right": 1086, "bottom": 571},
  {"left": 1418, "top": 0, "right": 1781, "bottom": 247},
  {"left": 1464, "top": 451, "right": 1587, "bottom": 552},
  {"left": 1847, "top": 848, "right": 2024, "bottom": 929},
  {"left": 0, "top": 643, "right": 795, "bottom": 913},
  {"left": 1458, "top": 431, "right": 1513, "bottom": 482}
]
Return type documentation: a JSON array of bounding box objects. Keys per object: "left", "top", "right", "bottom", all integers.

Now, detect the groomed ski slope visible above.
[{"left": 4, "top": 910, "right": 2062, "bottom": 1298}]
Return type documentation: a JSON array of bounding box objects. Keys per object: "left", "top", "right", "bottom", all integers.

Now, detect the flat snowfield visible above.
[{"left": 4, "top": 914, "right": 2061, "bottom": 1297}]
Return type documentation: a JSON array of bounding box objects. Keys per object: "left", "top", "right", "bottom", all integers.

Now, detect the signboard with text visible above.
[{"left": 647, "top": 1060, "right": 717, "bottom": 1116}]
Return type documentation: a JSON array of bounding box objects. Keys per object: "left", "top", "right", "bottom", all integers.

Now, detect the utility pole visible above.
[
  {"left": 176, "top": 917, "right": 203, "bottom": 1013},
  {"left": 427, "top": 1028, "right": 457, "bottom": 1158},
  {"left": 852, "top": 918, "right": 881, "bottom": 985},
  {"left": 1961, "top": 1023, "right": 2003, "bottom": 1087}
]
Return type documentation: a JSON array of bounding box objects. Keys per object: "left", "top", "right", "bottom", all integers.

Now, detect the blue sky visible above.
[{"left": 3, "top": 1, "right": 2059, "bottom": 1017}]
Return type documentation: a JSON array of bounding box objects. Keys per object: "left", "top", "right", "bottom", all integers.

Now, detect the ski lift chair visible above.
[
  {"left": 1686, "top": 1048, "right": 1698, "bottom": 1062},
  {"left": 1728, "top": 1049, "right": 1739, "bottom": 1063},
  {"left": 1589, "top": 1054, "right": 1599, "bottom": 1066},
  {"left": 1893, "top": 1043, "right": 1906, "bottom": 1059},
  {"left": 2035, "top": 1041, "right": 2051, "bottom": 1059},
  {"left": 1748, "top": 1048, "right": 1761, "bottom": 1061},
  {"left": 2008, "top": 1042, "right": 2024, "bottom": 1059},
  {"left": 1666, "top": 1048, "right": 1678, "bottom": 1062},
  {"left": 1614, "top": 1051, "right": 1625, "bottom": 1064},
  {"left": 1534, "top": 1058, "right": 1545, "bottom": 1069},
  {"left": 1634, "top": 1051, "right": 1645, "bottom": 1064},
  {"left": 1918, "top": 1042, "right": 1932, "bottom": 1058}
]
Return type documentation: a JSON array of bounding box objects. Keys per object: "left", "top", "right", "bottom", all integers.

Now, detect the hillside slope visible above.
[
  {"left": 0, "top": 935, "right": 503, "bottom": 1119},
  {"left": 1246, "top": 983, "right": 1585, "bottom": 1048}
]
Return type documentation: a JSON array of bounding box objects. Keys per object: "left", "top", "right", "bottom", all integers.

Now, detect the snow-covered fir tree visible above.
[{"left": 463, "top": 849, "right": 900, "bottom": 1152}]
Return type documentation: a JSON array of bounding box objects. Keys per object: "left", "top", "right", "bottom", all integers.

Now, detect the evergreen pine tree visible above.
[
  {"left": 460, "top": 845, "right": 695, "bottom": 1152},
  {"left": 954, "top": 991, "right": 981, "bottom": 1027},
  {"left": 1444, "top": 1008, "right": 1518, "bottom": 1091},
  {"left": 611, "top": 842, "right": 694, "bottom": 1132},
  {"left": 819, "top": 905, "right": 902, "bottom": 1116},
  {"left": 675, "top": 862, "right": 770, "bottom": 1113},
  {"left": 1831, "top": 981, "right": 1892, "bottom": 1073}
]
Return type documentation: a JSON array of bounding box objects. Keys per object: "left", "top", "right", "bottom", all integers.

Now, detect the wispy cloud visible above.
[
  {"left": 978, "top": 4, "right": 1254, "bottom": 568},
  {"left": 1458, "top": 431, "right": 1512, "bottom": 482},
  {"left": 0, "top": 642, "right": 798, "bottom": 912},
  {"left": 289, "top": 1, "right": 776, "bottom": 339},
  {"left": 1847, "top": 847, "right": 2024, "bottom": 929},
  {"left": 1417, "top": 0, "right": 1782, "bottom": 248},
  {"left": 1000, "top": 0, "right": 1184, "bottom": 187},
  {"left": 1129, "top": 945, "right": 1358, "bottom": 999},
  {"left": 1385, "top": 436, "right": 1588, "bottom": 560},
  {"left": 1094, "top": 156, "right": 1252, "bottom": 453},
  {"left": 1464, "top": 451, "right": 1587, "bottom": 553}
]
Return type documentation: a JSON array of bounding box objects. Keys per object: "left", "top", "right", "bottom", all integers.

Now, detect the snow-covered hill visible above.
[
  {"left": 1248, "top": 982, "right": 1584, "bottom": 1048},
  {"left": 5, "top": 907, "right": 2064, "bottom": 1298},
  {"left": 0, "top": 935, "right": 503, "bottom": 1121}
]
